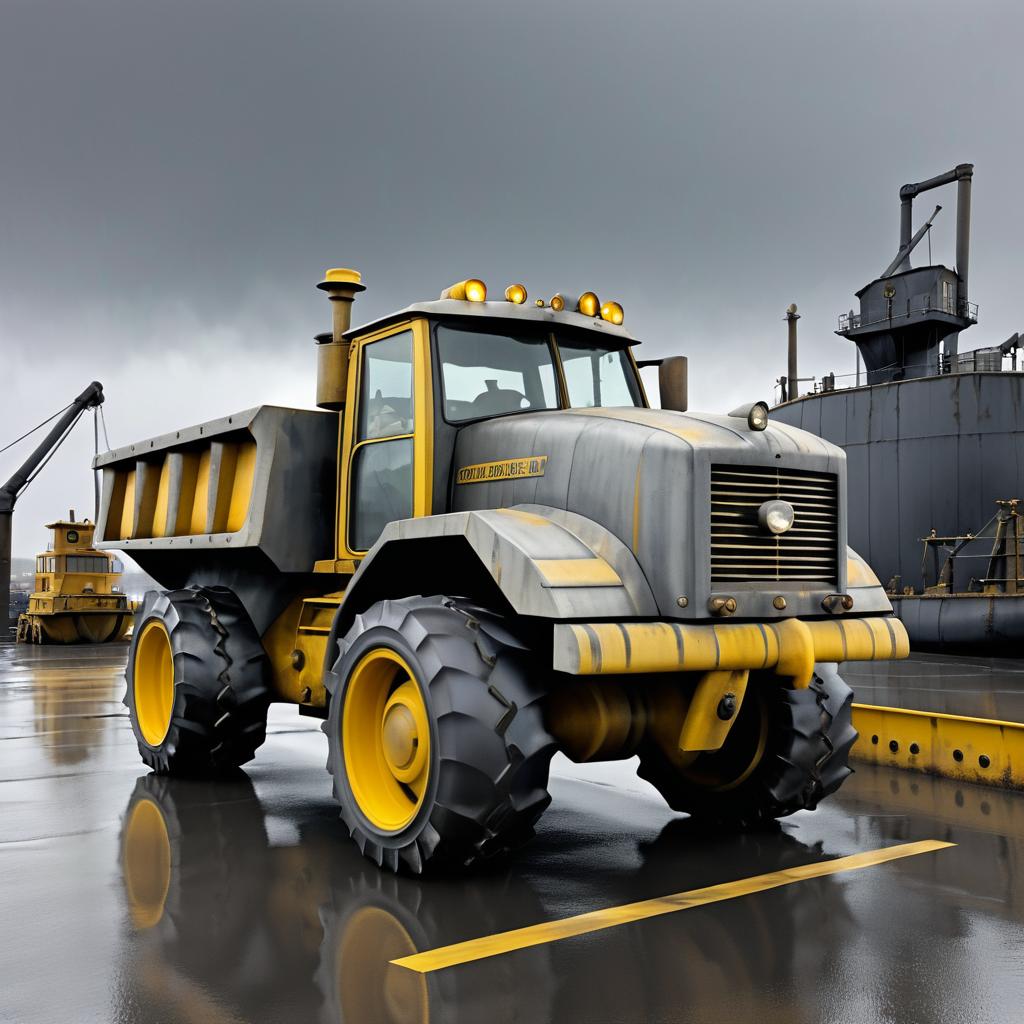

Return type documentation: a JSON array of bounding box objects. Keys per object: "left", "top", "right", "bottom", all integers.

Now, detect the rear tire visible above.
[
  {"left": 324, "top": 596, "right": 555, "bottom": 874},
  {"left": 637, "top": 664, "right": 856, "bottom": 826},
  {"left": 125, "top": 587, "right": 272, "bottom": 774}
]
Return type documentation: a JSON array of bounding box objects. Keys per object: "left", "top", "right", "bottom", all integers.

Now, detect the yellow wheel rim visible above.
[
  {"left": 342, "top": 649, "right": 431, "bottom": 832},
  {"left": 134, "top": 620, "right": 175, "bottom": 747},
  {"left": 337, "top": 906, "right": 429, "bottom": 1024},
  {"left": 123, "top": 797, "right": 171, "bottom": 929}
]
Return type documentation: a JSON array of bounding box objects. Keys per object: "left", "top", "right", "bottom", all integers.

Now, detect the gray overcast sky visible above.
[{"left": 2, "top": 0, "right": 1023, "bottom": 558}]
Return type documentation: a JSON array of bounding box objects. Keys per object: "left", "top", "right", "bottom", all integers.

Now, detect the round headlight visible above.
[
  {"left": 748, "top": 402, "right": 769, "bottom": 431},
  {"left": 758, "top": 499, "right": 795, "bottom": 535}
]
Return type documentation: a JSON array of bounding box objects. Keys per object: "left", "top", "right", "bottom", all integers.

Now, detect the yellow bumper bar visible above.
[{"left": 553, "top": 616, "right": 909, "bottom": 687}]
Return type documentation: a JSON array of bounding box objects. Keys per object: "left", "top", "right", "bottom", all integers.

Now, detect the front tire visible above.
[
  {"left": 125, "top": 587, "right": 272, "bottom": 774},
  {"left": 324, "top": 596, "right": 555, "bottom": 874},
  {"left": 637, "top": 664, "right": 856, "bottom": 826}
]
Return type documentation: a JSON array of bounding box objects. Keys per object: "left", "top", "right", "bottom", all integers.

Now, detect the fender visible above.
[
  {"left": 846, "top": 546, "right": 893, "bottom": 613},
  {"left": 322, "top": 504, "right": 658, "bottom": 678}
]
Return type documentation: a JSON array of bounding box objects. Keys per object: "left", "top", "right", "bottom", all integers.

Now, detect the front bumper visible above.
[{"left": 553, "top": 615, "right": 909, "bottom": 687}]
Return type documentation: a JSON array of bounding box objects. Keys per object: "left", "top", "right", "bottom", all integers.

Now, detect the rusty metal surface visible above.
[{"left": 4, "top": 644, "right": 1024, "bottom": 1023}]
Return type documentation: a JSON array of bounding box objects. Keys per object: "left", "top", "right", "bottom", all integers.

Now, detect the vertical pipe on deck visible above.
[
  {"left": 956, "top": 171, "right": 972, "bottom": 310},
  {"left": 899, "top": 197, "right": 914, "bottom": 257},
  {"left": 786, "top": 304, "right": 800, "bottom": 400}
]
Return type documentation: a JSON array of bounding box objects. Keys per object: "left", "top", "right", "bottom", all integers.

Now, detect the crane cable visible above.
[
  {"left": 18, "top": 409, "right": 86, "bottom": 496},
  {"left": 98, "top": 404, "right": 111, "bottom": 451},
  {"left": 93, "top": 408, "right": 101, "bottom": 522},
  {"left": 0, "top": 402, "right": 74, "bottom": 456}
]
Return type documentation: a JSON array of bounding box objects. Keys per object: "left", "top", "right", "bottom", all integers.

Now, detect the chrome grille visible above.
[{"left": 710, "top": 465, "right": 839, "bottom": 585}]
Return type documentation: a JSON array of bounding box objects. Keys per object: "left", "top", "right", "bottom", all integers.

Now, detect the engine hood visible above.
[{"left": 450, "top": 406, "right": 849, "bottom": 620}]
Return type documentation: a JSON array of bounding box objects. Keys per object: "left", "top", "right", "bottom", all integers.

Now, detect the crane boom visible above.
[{"left": 1, "top": 381, "right": 104, "bottom": 635}]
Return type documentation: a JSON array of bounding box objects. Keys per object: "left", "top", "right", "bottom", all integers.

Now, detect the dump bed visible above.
[{"left": 93, "top": 405, "right": 337, "bottom": 580}]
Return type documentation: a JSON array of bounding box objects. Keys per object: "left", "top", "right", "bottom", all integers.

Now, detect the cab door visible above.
[{"left": 339, "top": 320, "right": 433, "bottom": 558}]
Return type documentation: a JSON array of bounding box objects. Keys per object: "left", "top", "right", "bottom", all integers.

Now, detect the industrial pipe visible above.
[
  {"left": 956, "top": 171, "right": 972, "bottom": 307},
  {"left": 894, "top": 163, "right": 973, "bottom": 285},
  {"left": 897, "top": 198, "right": 914, "bottom": 273},
  {"left": 786, "top": 304, "right": 800, "bottom": 400}
]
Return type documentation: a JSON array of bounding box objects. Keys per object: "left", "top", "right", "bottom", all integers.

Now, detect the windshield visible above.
[
  {"left": 558, "top": 340, "right": 643, "bottom": 408},
  {"left": 437, "top": 324, "right": 559, "bottom": 423}
]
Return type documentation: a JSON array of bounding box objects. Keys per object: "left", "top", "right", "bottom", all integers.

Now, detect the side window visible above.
[
  {"left": 350, "top": 331, "right": 415, "bottom": 551},
  {"left": 350, "top": 439, "right": 414, "bottom": 551},
  {"left": 358, "top": 331, "right": 414, "bottom": 440}
]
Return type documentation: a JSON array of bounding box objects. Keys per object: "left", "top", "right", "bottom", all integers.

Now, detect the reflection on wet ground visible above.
[
  {"left": 2, "top": 644, "right": 1024, "bottom": 1024},
  {"left": 846, "top": 650, "right": 1024, "bottom": 720}
]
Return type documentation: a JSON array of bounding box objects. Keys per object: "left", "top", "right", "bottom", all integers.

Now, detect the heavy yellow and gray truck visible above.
[{"left": 95, "top": 270, "right": 907, "bottom": 873}]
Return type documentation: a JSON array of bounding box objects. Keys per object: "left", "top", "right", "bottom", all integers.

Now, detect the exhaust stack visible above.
[
  {"left": 786, "top": 303, "right": 800, "bottom": 400},
  {"left": 315, "top": 268, "right": 365, "bottom": 410}
]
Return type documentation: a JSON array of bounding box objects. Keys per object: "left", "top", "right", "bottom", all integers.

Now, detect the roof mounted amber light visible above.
[
  {"left": 549, "top": 293, "right": 566, "bottom": 312},
  {"left": 600, "top": 300, "right": 624, "bottom": 325},
  {"left": 505, "top": 283, "right": 528, "bottom": 304},
  {"left": 441, "top": 279, "right": 487, "bottom": 302},
  {"left": 577, "top": 292, "right": 600, "bottom": 317}
]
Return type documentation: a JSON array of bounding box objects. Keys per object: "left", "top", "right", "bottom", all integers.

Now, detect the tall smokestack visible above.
[
  {"left": 955, "top": 164, "right": 973, "bottom": 310},
  {"left": 786, "top": 303, "right": 800, "bottom": 399},
  {"left": 315, "top": 268, "right": 365, "bottom": 411}
]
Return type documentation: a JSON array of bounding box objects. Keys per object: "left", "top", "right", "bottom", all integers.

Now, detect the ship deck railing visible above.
[
  {"left": 776, "top": 347, "right": 1017, "bottom": 406},
  {"left": 838, "top": 300, "right": 979, "bottom": 333}
]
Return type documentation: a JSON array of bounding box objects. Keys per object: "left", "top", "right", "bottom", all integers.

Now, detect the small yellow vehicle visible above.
[
  {"left": 96, "top": 270, "right": 907, "bottom": 873},
  {"left": 17, "top": 511, "right": 132, "bottom": 644}
]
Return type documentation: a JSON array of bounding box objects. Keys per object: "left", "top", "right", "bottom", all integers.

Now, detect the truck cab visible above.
[{"left": 326, "top": 285, "right": 646, "bottom": 560}]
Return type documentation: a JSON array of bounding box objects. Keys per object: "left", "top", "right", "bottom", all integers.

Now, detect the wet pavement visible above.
[
  {"left": 2, "top": 644, "right": 1024, "bottom": 1024},
  {"left": 846, "top": 651, "right": 1024, "bottom": 721}
]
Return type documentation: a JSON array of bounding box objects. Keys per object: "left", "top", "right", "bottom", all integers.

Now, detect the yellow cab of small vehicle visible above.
[{"left": 17, "top": 511, "right": 133, "bottom": 644}]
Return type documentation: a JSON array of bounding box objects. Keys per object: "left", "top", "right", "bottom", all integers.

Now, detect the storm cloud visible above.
[{"left": 3, "top": 0, "right": 1023, "bottom": 557}]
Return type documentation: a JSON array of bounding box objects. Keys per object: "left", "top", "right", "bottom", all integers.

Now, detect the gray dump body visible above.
[{"left": 93, "top": 405, "right": 337, "bottom": 630}]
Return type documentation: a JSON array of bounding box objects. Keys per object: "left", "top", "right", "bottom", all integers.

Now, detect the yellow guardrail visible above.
[{"left": 851, "top": 704, "right": 1024, "bottom": 789}]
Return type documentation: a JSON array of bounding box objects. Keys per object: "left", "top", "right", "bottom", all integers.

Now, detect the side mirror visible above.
[{"left": 659, "top": 356, "right": 688, "bottom": 412}]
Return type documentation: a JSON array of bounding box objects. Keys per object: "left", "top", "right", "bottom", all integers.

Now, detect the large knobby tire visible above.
[
  {"left": 637, "top": 663, "right": 856, "bottom": 826},
  {"left": 125, "top": 587, "right": 272, "bottom": 774},
  {"left": 324, "top": 596, "right": 555, "bottom": 874}
]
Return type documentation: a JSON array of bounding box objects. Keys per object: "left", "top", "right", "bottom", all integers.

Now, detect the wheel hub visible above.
[{"left": 382, "top": 702, "right": 418, "bottom": 772}]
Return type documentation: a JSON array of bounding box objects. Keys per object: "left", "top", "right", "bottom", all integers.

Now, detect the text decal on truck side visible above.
[{"left": 456, "top": 456, "right": 548, "bottom": 485}]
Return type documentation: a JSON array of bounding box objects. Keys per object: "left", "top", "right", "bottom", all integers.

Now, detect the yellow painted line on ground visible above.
[{"left": 392, "top": 840, "right": 953, "bottom": 974}]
